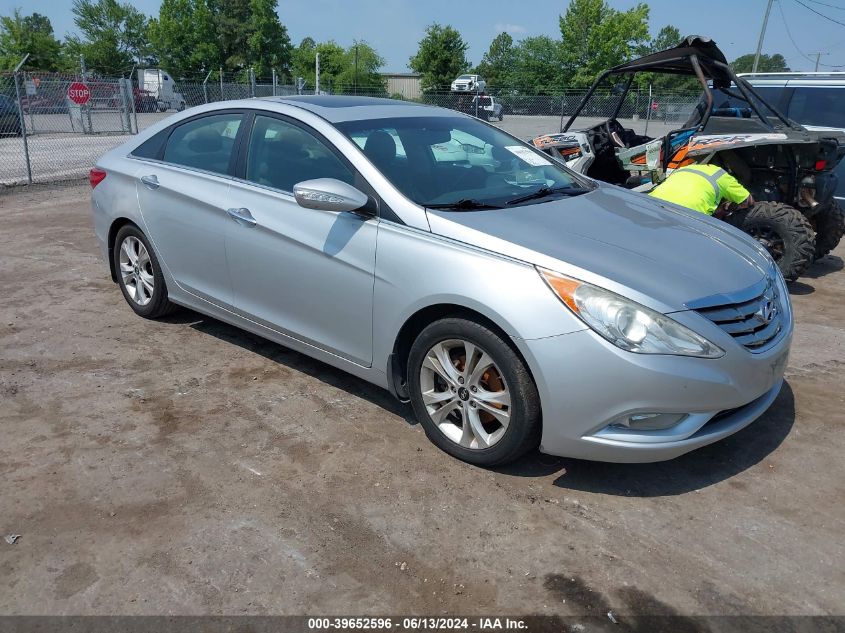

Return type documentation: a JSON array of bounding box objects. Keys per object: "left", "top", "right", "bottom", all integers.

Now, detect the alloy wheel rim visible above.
[
  {"left": 118, "top": 236, "right": 154, "bottom": 306},
  {"left": 420, "top": 339, "right": 511, "bottom": 450}
]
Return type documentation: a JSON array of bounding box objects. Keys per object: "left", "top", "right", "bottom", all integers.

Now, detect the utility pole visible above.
[
  {"left": 354, "top": 44, "right": 359, "bottom": 96},
  {"left": 752, "top": 0, "right": 775, "bottom": 74},
  {"left": 315, "top": 52, "right": 320, "bottom": 94},
  {"left": 13, "top": 54, "right": 32, "bottom": 184},
  {"left": 812, "top": 52, "right": 829, "bottom": 72},
  {"left": 80, "top": 54, "right": 91, "bottom": 133}
]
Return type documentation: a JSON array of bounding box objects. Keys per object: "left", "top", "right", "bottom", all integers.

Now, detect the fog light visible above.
[{"left": 610, "top": 412, "right": 688, "bottom": 431}]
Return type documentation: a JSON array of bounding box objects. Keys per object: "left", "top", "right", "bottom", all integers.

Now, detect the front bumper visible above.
[{"left": 516, "top": 320, "right": 791, "bottom": 463}]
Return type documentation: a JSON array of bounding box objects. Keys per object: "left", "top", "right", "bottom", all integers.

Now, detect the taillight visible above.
[
  {"left": 89, "top": 168, "right": 106, "bottom": 188},
  {"left": 815, "top": 160, "right": 827, "bottom": 171}
]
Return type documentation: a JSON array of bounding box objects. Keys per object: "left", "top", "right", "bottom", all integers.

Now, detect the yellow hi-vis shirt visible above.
[{"left": 649, "top": 164, "right": 750, "bottom": 215}]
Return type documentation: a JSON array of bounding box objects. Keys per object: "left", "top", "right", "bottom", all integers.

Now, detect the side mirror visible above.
[{"left": 293, "top": 178, "right": 370, "bottom": 214}]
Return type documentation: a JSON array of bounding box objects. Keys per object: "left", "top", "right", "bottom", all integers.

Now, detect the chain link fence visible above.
[{"left": 0, "top": 67, "right": 701, "bottom": 187}]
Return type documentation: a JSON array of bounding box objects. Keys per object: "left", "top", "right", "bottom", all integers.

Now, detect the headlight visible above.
[{"left": 538, "top": 268, "right": 724, "bottom": 358}]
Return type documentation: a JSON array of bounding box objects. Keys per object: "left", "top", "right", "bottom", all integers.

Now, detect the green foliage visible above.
[
  {"left": 215, "top": 0, "right": 250, "bottom": 71},
  {"left": 66, "top": 0, "right": 152, "bottom": 75},
  {"left": 291, "top": 38, "right": 385, "bottom": 94},
  {"left": 475, "top": 32, "right": 515, "bottom": 93},
  {"left": 147, "top": 0, "right": 290, "bottom": 79},
  {"left": 559, "top": 0, "right": 650, "bottom": 88},
  {"left": 0, "top": 10, "right": 62, "bottom": 70},
  {"left": 731, "top": 53, "right": 790, "bottom": 74},
  {"left": 334, "top": 41, "right": 386, "bottom": 93},
  {"left": 147, "top": 0, "right": 218, "bottom": 78},
  {"left": 290, "top": 37, "right": 316, "bottom": 83},
  {"left": 510, "top": 36, "right": 562, "bottom": 95},
  {"left": 246, "top": 0, "right": 291, "bottom": 78},
  {"left": 409, "top": 23, "right": 469, "bottom": 91},
  {"left": 634, "top": 25, "right": 700, "bottom": 92}
]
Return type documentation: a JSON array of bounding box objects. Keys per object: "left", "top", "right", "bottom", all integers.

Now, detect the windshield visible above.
[
  {"left": 457, "top": 75, "right": 472, "bottom": 80},
  {"left": 337, "top": 115, "right": 592, "bottom": 209}
]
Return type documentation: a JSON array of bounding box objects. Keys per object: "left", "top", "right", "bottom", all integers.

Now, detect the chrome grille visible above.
[{"left": 695, "top": 278, "right": 783, "bottom": 351}]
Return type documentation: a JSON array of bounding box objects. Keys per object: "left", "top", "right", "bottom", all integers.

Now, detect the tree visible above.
[
  {"left": 289, "top": 39, "right": 385, "bottom": 94},
  {"left": 246, "top": 0, "right": 291, "bottom": 78},
  {"left": 635, "top": 25, "right": 699, "bottom": 91},
  {"left": 147, "top": 0, "right": 219, "bottom": 78},
  {"left": 65, "top": 0, "right": 152, "bottom": 75},
  {"left": 215, "top": 0, "right": 251, "bottom": 72},
  {"left": 559, "top": 0, "right": 650, "bottom": 88},
  {"left": 510, "top": 36, "right": 562, "bottom": 94},
  {"left": 409, "top": 23, "right": 469, "bottom": 91},
  {"left": 290, "top": 39, "right": 343, "bottom": 88},
  {"left": 335, "top": 41, "right": 386, "bottom": 93},
  {"left": 475, "top": 32, "right": 516, "bottom": 93},
  {"left": 732, "top": 53, "right": 790, "bottom": 74},
  {"left": 0, "top": 10, "right": 62, "bottom": 70},
  {"left": 291, "top": 36, "right": 316, "bottom": 83}
]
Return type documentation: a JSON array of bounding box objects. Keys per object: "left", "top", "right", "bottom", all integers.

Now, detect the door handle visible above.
[
  {"left": 140, "top": 174, "right": 159, "bottom": 189},
  {"left": 226, "top": 207, "right": 257, "bottom": 227}
]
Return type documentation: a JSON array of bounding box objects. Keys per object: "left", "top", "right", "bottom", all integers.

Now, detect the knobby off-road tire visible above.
[
  {"left": 407, "top": 317, "right": 541, "bottom": 467},
  {"left": 741, "top": 202, "right": 816, "bottom": 281},
  {"left": 113, "top": 225, "right": 178, "bottom": 319},
  {"left": 813, "top": 200, "right": 845, "bottom": 261}
]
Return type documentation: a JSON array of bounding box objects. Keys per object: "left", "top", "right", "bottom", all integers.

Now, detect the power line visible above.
[
  {"left": 803, "top": 0, "right": 845, "bottom": 10},
  {"left": 793, "top": 0, "right": 845, "bottom": 26},
  {"left": 778, "top": 0, "right": 845, "bottom": 66}
]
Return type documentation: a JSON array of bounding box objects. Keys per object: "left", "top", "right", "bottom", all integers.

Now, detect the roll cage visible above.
[{"left": 560, "top": 35, "right": 799, "bottom": 135}]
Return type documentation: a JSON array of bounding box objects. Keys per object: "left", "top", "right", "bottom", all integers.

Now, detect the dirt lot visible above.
[{"left": 0, "top": 183, "right": 843, "bottom": 619}]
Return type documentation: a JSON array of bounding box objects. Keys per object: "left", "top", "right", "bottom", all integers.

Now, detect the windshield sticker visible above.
[{"left": 505, "top": 145, "right": 552, "bottom": 166}]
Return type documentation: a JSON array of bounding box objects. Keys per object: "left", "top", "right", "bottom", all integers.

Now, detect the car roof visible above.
[
  {"left": 740, "top": 72, "right": 845, "bottom": 87},
  {"left": 259, "top": 95, "right": 454, "bottom": 123}
]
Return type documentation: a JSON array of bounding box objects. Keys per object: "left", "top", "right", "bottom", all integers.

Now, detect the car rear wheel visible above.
[
  {"left": 407, "top": 317, "right": 541, "bottom": 466},
  {"left": 113, "top": 225, "right": 177, "bottom": 319},
  {"left": 812, "top": 200, "right": 845, "bottom": 260},
  {"left": 741, "top": 201, "right": 816, "bottom": 281}
]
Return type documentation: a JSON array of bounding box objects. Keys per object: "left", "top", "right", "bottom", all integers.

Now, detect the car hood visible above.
[{"left": 425, "top": 185, "right": 773, "bottom": 313}]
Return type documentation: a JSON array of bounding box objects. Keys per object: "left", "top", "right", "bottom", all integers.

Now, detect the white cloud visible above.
[{"left": 494, "top": 23, "right": 527, "bottom": 35}]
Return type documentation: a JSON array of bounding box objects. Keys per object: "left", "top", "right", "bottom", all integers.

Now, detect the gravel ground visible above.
[{"left": 0, "top": 183, "right": 843, "bottom": 619}]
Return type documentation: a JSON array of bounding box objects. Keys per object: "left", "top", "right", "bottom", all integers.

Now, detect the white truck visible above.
[
  {"left": 450, "top": 74, "right": 486, "bottom": 93},
  {"left": 137, "top": 69, "right": 186, "bottom": 112}
]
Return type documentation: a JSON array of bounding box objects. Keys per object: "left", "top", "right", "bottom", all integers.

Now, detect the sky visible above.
[{"left": 2, "top": 0, "right": 844, "bottom": 72}]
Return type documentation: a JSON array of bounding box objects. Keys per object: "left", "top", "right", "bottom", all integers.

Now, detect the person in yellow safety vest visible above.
[{"left": 649, "top": 164, "right": 754, "bottom": 218}]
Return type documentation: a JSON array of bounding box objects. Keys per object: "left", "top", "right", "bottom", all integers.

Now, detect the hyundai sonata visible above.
[{"left": 90, "top": 96, "right": 791, "bottom": 465}]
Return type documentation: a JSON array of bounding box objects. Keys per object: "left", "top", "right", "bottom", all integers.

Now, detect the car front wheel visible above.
[
  {"left": 407, "top": 317, "right": 541, "bottom": 466},
  {"left": 113, "top": 225, "right": 176, "bottom": 319}
]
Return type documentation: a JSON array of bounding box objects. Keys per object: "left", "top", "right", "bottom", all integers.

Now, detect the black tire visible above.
[
  {"left": 112, "top": 225, "right": 177, "bottom": 319},
  {"left": 407, "top": 317, "right": 541, "bottom": 466},
  {"left": 813, "top": 200, "right": 845, "bottom": 260},
  {"left": 741, "top": 201, "right": 816, "bottom": 281}
]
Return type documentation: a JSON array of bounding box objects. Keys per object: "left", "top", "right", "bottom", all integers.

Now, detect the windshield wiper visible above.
[
  {"left": 505, "top": 186, "right": 591, "bottom": 206},
  {"left": 426, "top": 198, "right": 502, "bottom": 210}
]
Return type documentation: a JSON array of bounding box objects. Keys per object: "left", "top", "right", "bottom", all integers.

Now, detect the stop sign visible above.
[{"left": 67, "top": 82, "right": 91, "bottom": 105}]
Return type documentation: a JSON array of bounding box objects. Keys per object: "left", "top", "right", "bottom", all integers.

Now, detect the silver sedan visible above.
[{"left": 90, "top": 96, "right": 792, "bottom": 465}]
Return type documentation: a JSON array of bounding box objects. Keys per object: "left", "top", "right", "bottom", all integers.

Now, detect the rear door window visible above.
[
  {"left": 244, "top": 115, "right": 355, "bottom": 192},
  {"left": 162, "top": 113, "right": 243, "bottom": 175},
  {"left": 787, "top": 88, "right": 845, "bottom": 128}
]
